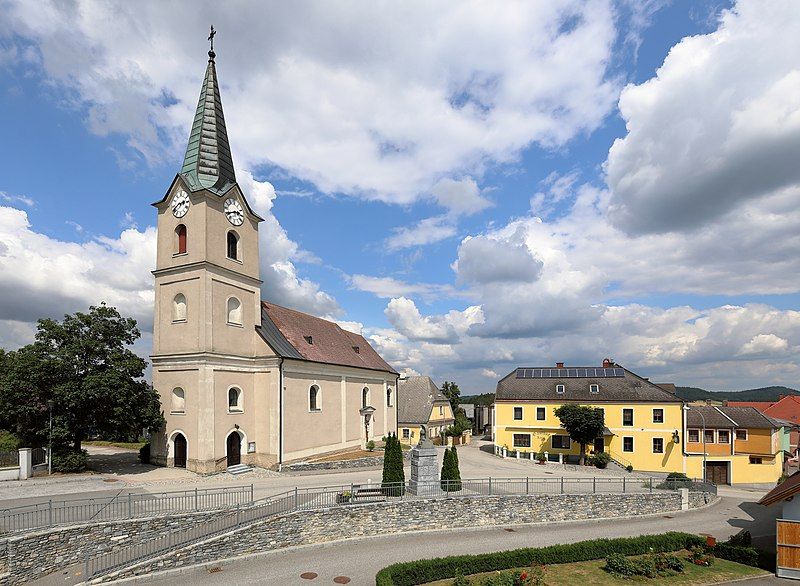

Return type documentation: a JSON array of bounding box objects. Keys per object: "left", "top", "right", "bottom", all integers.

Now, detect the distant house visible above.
[
  {"left": 728, "top": 395, "right": 800, "bottom": 457},
  {"left": 397, "top": 376, "right": 455, "bottom": 444}
]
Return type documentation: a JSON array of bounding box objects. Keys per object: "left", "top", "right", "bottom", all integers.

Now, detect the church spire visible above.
[{"left": 179, "top": 26, "right": 236, "bottom": 194}]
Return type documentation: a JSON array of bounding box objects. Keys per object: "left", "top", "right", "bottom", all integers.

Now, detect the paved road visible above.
[{"left": 132, "top": 495, "right": 776, "bottom": 586}]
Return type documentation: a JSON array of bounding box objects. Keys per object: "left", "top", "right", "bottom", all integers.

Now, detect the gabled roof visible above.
[
  {"left": 397, "top": 376, "right": 451, "bottom": 425},
  {"left": 495, "top": 364, "right": 682, "bottom": 403},
  {"left": 180, "top": 51, "right": 236, "bottom": 195},
  {"left": 259, "top": 302, "right": 397, "bottom": 374},
  {"left": 764, "top": 395, "right": 800, "bottom": 425},
  {"left": 760, "top": 471, "right": 800, "bottom": 507},
  {"left": 727, "top": 401, "right": 776, "bottom": 410},
  {"left": 685, "top": 405, "right": 776, "bottom": 429}
]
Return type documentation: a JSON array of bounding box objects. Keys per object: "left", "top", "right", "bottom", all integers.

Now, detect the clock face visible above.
[
  {"left": 224, "top": 198, "right": 244, "bottom": 226},
  {"left": 171, "top": 190, "right": 190, "bottom": 218}
]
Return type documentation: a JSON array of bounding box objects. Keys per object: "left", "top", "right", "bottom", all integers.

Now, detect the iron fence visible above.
[
  {"left": 31, "top": 447, "right": 48, "bottom": 466},
  {"left": 81, "top": 475, "right": 715, "bottom": 580},
  {"left": 0, "top": 484, "right": 255, "bottom": 533},
  {"left": 0, "top": 451, "right": 18, "bottom": 468}
]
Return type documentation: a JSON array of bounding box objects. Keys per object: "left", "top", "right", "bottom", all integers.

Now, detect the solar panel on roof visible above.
[{"left": 515, "top": 366, "right": 625, "bottom": 379}]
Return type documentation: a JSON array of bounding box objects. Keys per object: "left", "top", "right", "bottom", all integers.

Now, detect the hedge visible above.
[{"left": 375, "top": 532, "right": 704, "bottom": 586}]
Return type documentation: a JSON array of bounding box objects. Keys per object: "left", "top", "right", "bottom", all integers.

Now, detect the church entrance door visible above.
[
  {"left": 226, "top": 432, "right": 241, "bottom": 467},
  {"left": 173, "top": 433, "right": 187, "bottom": 468}
]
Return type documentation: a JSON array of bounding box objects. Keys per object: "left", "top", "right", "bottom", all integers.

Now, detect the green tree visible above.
[
  {"left": 0, "top": 304, "right": 164, "bottom": 455},
  {"left": 441, "top": 380, "right": 461, "bottom": 413},
  {"left": 553, "top": 404, "right": 605, "bottom": 466},
  {"left": 382, "top": 433, "right": 405, "bottom": 494},
  {"left": 440, "top": 446, "right": 462, "bottom": 491}
]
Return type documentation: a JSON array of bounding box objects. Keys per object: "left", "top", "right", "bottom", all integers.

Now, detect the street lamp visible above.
[
  {"left": 684, "top": 405, "right": 706, "bottom": 482},
  {"left": 47, "top": 400, "right": 53, "bottom": 476}
]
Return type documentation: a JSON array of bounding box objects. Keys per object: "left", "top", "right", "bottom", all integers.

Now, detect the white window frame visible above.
[
  {"left": 652, "top": 408, "right": 664, "bottom": 424},
  {"left": 172, "top": 293, "right": 187, "bottom": 323},
  {"left": 387, "top": 388, "right": 393, "bottom": 407},
  {"left": 688, "top": 428, "right": 700, "bottom": 443},
  {"left": 622, "top": 408, "right": 634, "bottom": 426},
  {"left": 227, "top": 387, "right": 243, "bottom": 413},
  {"left": 556, "top": 384, "right": 565, "bottom": 394},
  {"left": 362, "top": 387, "right": 370, "bottom": 409},
  {"left": 551, "top": 435, "right": 571, "bottom": 450},
  {"left": 623, "top": 436, "right": 634, "bottom": 452},
  {"left": 736, "top": 429, "right": 748, "bottom": 441},
  {"left": 513, "top": 406, "right": 523, "bottom": 420},
  {"left": 717, "top": 429, "right": 730, "bottom": 444},
  {"left": 309, "top": 385, "right": 321, "bottom": 412},
  {"left": 652, "top": 437, "right": 664, "bottom": 454},
  {"left": 513, "top": 433, "right": 531, "bottom": 448},
  {"left": 402, "top": 428, "right": 410, "bottom": 439},
  {"left": 589, "top": 384, "right": 599, "bottom": 394},
  {"left": 171, "top": 387, "right": 185, "bottom": 414},
  {"left": 536, "top": 407, "right": 546, "bottom": 421},
  {"left": 704, "top": 429, "right": 716, "bottom": 444},
  {"left": 226, "top": 296, "right": 243, "bottom": 326}
]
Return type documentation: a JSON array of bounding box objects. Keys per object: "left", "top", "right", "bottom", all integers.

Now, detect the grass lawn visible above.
[
  {"left": 84, "top": 440, "right": 145, "bottom": 450},
  {"left": 423, "top": 553, "right": 768, "bottom": 585}
]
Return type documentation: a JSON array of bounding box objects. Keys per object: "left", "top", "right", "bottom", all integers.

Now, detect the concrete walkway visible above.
[{"left": 127, "top": 494, "right": 774, "bottom": 586}]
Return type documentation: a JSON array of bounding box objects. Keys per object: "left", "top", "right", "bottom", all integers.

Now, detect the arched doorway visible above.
[
  {"left": 173, "top": 433, "right": 187, "bottom": 468},
  {"left": 226, "top": 432, "right": 241, "bottom": 467}
]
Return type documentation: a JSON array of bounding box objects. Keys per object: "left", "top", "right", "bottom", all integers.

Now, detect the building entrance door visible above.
[
  {"left": 226, "top": 432, "right": 241, "bottom": 467},
  {"left": 705, "top": 461, "right": 729, "bottom": 485},
  {"left": 594, "top": 437, "right": 604, "bottom": 453},
  {"left": 173, "top": 433, "right": 187, "bottom": 468}
]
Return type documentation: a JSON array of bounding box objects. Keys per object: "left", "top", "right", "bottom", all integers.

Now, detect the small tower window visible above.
[
  {"left": 309, "top": 385, "right": 320, "bottom": 411},
  {"left": 176, "top": 224, "right": 187, "bottom": 255},
  {"left": 171, "top": 387, "right": 185, "bottom": 413},
  {"left": 362, "top": 387, "right": 369, "bottom": 408},
  {"left": 227, "top": 297, "right": 242, "bottom": 325},
  {"left": 387, "top": 388, "right": 393, "bottom": 407},
  {"left": 227, "top": 231, "right": 239, "bottom": 260},
  {"left": 228, "top": 387, "right": 243, "bottom": 412},
  {"left": 173, "top": 293, "right": 187, "bottom": 322}
]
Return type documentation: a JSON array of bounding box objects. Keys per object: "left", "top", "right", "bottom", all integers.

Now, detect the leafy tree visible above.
[
  {"left": 0, "top": 304, "right": 164, "bottom": 456},
  {"left": 553, "top": 404, "right": 605, "bottom": 466},
  {"left": 441, "top": 381, "right": 461, "bottom": 413}
]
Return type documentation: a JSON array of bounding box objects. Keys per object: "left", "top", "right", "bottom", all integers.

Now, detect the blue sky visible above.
[{"left": 1, "top": 0, "right": 799, "bottom": 393}]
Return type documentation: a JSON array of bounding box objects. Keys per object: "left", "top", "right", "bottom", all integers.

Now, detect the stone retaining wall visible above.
[
  {"left": 106, "top": 492, "right": 710, "bottom": 582},
  {"left": 284, "top": 451, "right": 409, "bottom": 472}
]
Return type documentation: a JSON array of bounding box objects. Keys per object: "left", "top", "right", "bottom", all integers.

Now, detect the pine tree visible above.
[
  {"left": 450, "top": 445, "right": 462, "bottom": 490},
  {"left": 381, "top": 433, "right": 394, "bottom": 486},
  {"left": 441, "top": 447, "right": 454, "bottom": 491},
  {"left": 382, "top": 433, "right": 405, "bottom": 495}
]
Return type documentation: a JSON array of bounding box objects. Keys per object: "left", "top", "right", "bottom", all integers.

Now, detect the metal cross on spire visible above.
[{"left": 208, "top": 25, "right": 216, "bottom": 58}]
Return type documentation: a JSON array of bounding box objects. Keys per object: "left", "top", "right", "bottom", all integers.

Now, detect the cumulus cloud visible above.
[
  {"left": 348, "top": 274, "right": 455, "bottom": 302},
  {"left": 455, "top": 234, "right": 543, "bottom": 285},
  {"left": 431, "top": 177, "right": 491, "bottom": 216},
  {"left": 607, "top": 0, "right": 800, "bottom": 234},
  {"left": 384, "top": 297, "right": 482, "bottom": 343},
  {"left": 385, "top": 216, "right": 457, "bottom": 251},
  {"left": 1, "top": 0, "right": 619, "bottom": 205}
]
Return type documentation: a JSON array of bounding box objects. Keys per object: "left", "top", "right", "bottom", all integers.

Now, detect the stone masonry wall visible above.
[
  {"left": 284, "top": 451, "right": 410, "bottom": 472},
  {"left": 106, "top": 492, "right": 705, "bottom": 581},
  {"left": 0, "top": 508, "right": 236, "bottom": 584}
]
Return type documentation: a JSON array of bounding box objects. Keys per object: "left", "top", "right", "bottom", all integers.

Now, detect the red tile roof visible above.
[
  {"left": 727, "top": 401, "right": 776, "bottom": 411},
  {"left": 730, "top": 396, "right": 800, "bottom": 425},
  {"left": 260, "top": 301, "right": 397, "bottom": 374}
]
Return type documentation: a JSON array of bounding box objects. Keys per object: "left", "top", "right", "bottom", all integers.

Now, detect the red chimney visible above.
[
  {"left": 556, "top": 362, "right": 564, "bottom": 368},
  {"left": 603, "top": 358, "right": 613, "bottom": 368}
]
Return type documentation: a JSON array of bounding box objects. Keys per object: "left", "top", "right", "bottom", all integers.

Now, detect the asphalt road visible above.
[{"left": 131, "top": 495, "right": 776, "bottom": 586}]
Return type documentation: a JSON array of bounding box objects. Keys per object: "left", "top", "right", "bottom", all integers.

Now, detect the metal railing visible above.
[
  {"left": 0, "top": 451, "right": 18, "bottom": 468},
  {"left": 82, "top": 475, "right": 715, "bottom": 580},
  {"left": 0, "top": 484, "right": 254, "bottom": 533},
  {"left": 31, "top": 447, "right": 48, "bottom": 466}
]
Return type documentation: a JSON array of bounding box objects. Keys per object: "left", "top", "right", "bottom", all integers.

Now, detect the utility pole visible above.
[{"left": 48, "top": 400, "right": 53, "bottom": 475}]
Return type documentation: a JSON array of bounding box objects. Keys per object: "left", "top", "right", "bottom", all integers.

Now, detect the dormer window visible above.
[
  {"left": 352, "top": 345, "right": 360, "bottom": 354},
  {"left": 304, "top": 336, "right": 313, "bottom": 345},
  {"left": 589, "top": 384, "right": 599, "bottom": 394},
  {"left": 556, "top": 384, "right": 565, "bottom": 394}
]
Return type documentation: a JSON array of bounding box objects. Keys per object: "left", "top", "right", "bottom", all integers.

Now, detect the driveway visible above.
[{"left": 136, "top": 494, "right": 776, "bottom": 586}]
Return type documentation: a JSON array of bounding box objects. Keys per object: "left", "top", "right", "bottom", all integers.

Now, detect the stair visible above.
[{"left": 226, "top": 463, "right": 252, "bottom": 476}]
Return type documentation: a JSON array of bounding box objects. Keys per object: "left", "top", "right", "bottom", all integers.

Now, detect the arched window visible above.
[
  {"left": 227, "top": 297, "right": 242, "bottom": 325},
  {"left": 309, "top": 385, "right": 320, "bottom": 411},
  {"left": 228, "top": 387, "right": 243, "bottom": 412},
  {"left": 386, "top": 388, "right": 393, "bottom": 407},
  {"left": 173, "top": 293, "right": 187, "bottom": 322},
  {"left": 175, "top": 224, "right": 187, "bottom": 254},
  {"left": 362, "top": 387, "right": 369, "bottom": 409},
  {"left": 226, "top": 231, "right": 239, "bottom": 260},
  {"left": 171, "top": 387, "right": 185, "bottom": 413}
]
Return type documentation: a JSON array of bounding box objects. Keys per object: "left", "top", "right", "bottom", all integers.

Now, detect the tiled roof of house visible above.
[
  {"left": 726, "top": 401, "right": 776, "bottom": 411},
  {"left": 495, "top": 364, "right": 682, "bottom": 403},
  {"left": 397, "top": 376, "right": 451, "bottom": 425},
  {"left": 760, "top": 471, "right": 800, "bottom": 506},
  {"left": 685, "top": 405, "right": 776, "bottom": 429},
  {"left": 259, "top": 302, "right": 397, "bottom": 374},
  {"left": 763, "top": 396, "right": 800, "bottom": 425}
]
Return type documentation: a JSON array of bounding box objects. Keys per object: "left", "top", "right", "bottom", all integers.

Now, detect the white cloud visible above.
[
  {"left": 431, "top": 177, "right": 491, "bottom": 216},
  {"left": 1, "top": 0, "right": 619, "bottom": 205},
  {"left": 0, "top": 192, "right": 35, "bottom": 207},
  {"left": 385, "top": 216, "right": 457, "bottom": 251},
  {"left": 384, "top": 297, "right": 482, "bottom": 343},
  {"left": 607, "top": 0, "right": 800, "bottom": 234},
  {"left": 348, "top": 274, "right": 454, "bottom": 302},
  {"left": 454, "top": 234, "right": 543, "bottom": 285}
]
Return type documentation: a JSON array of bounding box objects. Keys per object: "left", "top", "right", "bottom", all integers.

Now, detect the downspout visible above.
[{"left": 278, "top": 356, "right": 284, "bottom": 471}]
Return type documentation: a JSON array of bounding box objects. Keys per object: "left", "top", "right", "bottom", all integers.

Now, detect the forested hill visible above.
[
  {"left": 462, "top": 385, "right": 800, "bottom": 406},
  {"left": 676, "top": 386, "right": 800, "bottom": 402}
]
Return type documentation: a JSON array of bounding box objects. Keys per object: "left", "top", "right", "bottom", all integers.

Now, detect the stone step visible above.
[{"left": 226, "top": 464, "right": 252, "bottom": 475}]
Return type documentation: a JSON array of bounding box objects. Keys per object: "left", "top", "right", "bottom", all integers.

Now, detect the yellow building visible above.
[
  {"left": 397, "top": 376, "right": 454, "bottom": 444},
  {"left": 494, "top": 361, "right": 783, "bottom": 486}
]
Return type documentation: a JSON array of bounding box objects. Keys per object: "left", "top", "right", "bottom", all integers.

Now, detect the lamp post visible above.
[
  {"left": 47, "top": 400, "right": 53, "bottom": 476},
  {"left": 684, "top": 405, "right": 706, "bottom": 482}
]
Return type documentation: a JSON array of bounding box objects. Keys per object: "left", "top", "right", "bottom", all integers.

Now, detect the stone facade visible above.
[{"left": 104, "top": 492, "right": 710, "bottom": 582}]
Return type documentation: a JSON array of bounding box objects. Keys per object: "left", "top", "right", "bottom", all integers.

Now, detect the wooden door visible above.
[
  {"left": 173, "top": 434, "right": 187, "bottom": 468},
  {"left": 227, "top": 433, "right": 241, "bottom": 467},
  {"left": 594, "top": 438, "right": 604, "bottom": 453},
  {"left": 777, "top": 519, "right": 800, "bottom": 578},
  {"left": 705, "top": 461, "right": 729, "bottom": 485}
]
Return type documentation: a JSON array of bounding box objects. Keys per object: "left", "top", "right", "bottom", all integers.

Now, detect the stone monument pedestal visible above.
[{"left": 408, "top": 438, "right": 439, "bottom": 495}]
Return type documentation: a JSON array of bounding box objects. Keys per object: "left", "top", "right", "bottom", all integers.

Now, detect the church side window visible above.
[
  {"left": 175, "top": 224, "right": 187, "bottom": 255},
  {"left": 309, "top": 385, "right": 321, "bottom": 412},
  {"left": 228, "top": 387, "right": 243, "bottom": 412},
  {"left": 226, "top": 231, "right": 239, "bottom": 260},
  {"left": 387, "top": 388, "right": 393, "bottom": 407},
  {"left": 173, "top": 293, "right": 187, "bottom": 322},
  {"left": 171, "top": 388, "right": 185, "bottom": 414},
  {"left": 362, "top": 387, "right": 369, "bottom": 409},
  {"left": 227, "top": 297, "right": 242, "bottom": 325}
]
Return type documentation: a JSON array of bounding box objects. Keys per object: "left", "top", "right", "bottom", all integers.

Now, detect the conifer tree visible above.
[{"left": 450, "top": 445, "right": 462, "bottom": 490}]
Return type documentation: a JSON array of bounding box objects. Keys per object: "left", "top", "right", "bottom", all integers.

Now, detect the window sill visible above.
[
  {"left": 226, "top": 257, "right": 243, "bottom": 264},
  {"left": 226, "top": 322, "right": 244, "bottom": 328},
  {"left": 228, "top": 409, "right": 244, "bottom": 414},
  {"left": 170, "top": 411, "right": 185, "bottom": 416},
  {"left": 172, "top": 252, "right": 188, "bottom": 258},
  {"left": 309, "top": 409, "right": 322, "bottom": 413},
  {"left": 172, "top": 319, "right": 187, "bottom": 324}
]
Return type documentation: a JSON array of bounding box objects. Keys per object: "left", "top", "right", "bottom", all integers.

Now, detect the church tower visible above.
[{"left": 149, "top": 36, "right": 280, "bottom": 472}]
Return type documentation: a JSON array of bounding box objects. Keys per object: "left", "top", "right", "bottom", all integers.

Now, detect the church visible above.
[{"left": 149, "top": 39, "right": 398, "bottom": 473}]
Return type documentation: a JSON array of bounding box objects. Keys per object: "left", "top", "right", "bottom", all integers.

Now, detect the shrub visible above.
[
  {"left": 382, "top": 433, "right": 405, "bottom": 495},
  {"left": 366, "top": 440, "right": 376, "bottom": 452},
  {"left": 452, "top": 568, "right": 470, "bottom": 586},
  {"left": 593, "top": 452, "right": 610, "bottom": 469},
  {"left": 604, "top": 553, "right": 636, "bottom": 576},
  {"left": 375, "top": 532, "right": 704, "bottom": 586},
  {"left": 626, "top": 464, "right": 634, "bottom": 472},
  {"left": 52, "top": 449, "right": 88, "bottom": 473},
  {"left": 727, "top": 529, "right": 752, "bottom": 547},
  {"left": 138, "top": 442, "right": 151, "bottom": 464},
  {"left": 0, "top": 430, "right": 21, "bottom": 451},
  {"left": 713, "top": 543, "right": 758, "bottom": 567},
  {"left": 688, "top": 546, "right": 714, "bottom": 567}
]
